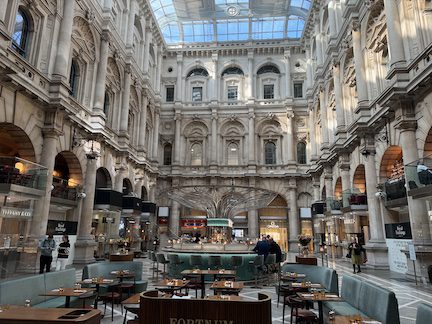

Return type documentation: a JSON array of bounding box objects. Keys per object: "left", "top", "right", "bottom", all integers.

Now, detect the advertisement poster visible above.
[{"left": 385, "top": 222, "right": 413, "bottom": 274}]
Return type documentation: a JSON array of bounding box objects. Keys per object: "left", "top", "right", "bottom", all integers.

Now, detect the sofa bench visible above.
[
  {"left": 416, "top": 303, "right": 432, "bottom": 324},
  {"left": 323, "top": 275, "right": 400, "bottom": 324},
  {"left": 280, "top": 263, "right": 339, "bottom": 293},
  {"left": 82, "top": 261, "right": 147, "bottom": 293},
  {"left": 0, "top": 269, "right": 88, "bottom": 308}
]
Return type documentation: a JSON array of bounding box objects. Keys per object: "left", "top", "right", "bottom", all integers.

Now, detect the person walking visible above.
[
  {"left": 348, "top": 238, "right": 365, "bottom": 273},
  {"left": 56, "top": 235, "right": 70, "bottom": 271},
  {"left": 253, "top": 235, "right": 270, "bottom": 259},
  {"left": 39, "top": 234, "right": 56, "bottom": 273}
]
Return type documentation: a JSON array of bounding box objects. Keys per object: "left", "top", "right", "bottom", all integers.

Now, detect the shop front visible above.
[
  {"left": 259, "top": 219, "right": 288, "bottom": 252},
  {"left": 120, "top": 195, "right": 143, "bottom": 253}
]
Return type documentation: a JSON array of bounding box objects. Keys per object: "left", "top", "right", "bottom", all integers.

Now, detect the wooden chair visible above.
[
  {"left": 283, "top": 296, "right": 318, "bottom": 324},
  {"left": 99, "top": 283, "right": 123, "bottom": 321}
]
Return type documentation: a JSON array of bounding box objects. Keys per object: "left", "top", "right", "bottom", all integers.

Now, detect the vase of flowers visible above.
[{"left": 298, "top": 235, "right": 312, "bottom": 256}]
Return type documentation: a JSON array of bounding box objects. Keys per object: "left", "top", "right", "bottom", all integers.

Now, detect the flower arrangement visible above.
[{"left": 298, "top": 235, "right": 312, "bottom": 246}]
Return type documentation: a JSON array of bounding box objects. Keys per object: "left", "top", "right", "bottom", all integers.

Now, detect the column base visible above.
[
  {"left": 403, "top": 243, "right": 432, "bottom": 284},
  {"left": 364, "top": 241, "right": 389, "bottom": 270},
  {"left": 73, "top": 239, "right": 97, "bottom": 264},
  {"left": 288, "top": 239, "right": 301, "bottom": 253}
]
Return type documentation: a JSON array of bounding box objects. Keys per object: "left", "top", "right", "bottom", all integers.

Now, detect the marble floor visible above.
[{"left": 72, "top": 254, "right": 432, "bottom": 324}]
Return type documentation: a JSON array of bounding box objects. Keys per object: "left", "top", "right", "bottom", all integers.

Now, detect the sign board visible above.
[
  {"left": 102, "top": 217, "right": 116, "bottom": 224},
  {"left": 408, "top": 242, "right": 416, "bottom": 261},
  {"left": 300, "top": 208, "right": 312, "bottom": 218},
  {"left": 158, "top": 206, "right": 170, "bottom": 217},
  {"left": 47, "top": 220, "right": 78, "bottom": 235},
  {"left": 385, "top": 222, "right": 412, "bottom": 239},
  {"left": 385, "top": 239, "right": 411, "bottom": 274},
  {"left": 0, "top": 207, "right": 33, "bottom": 218}
]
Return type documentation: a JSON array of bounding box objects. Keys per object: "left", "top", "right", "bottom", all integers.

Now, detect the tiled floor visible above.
[{"left": 73, "top": 254, "right": 432, "bottom": 323}]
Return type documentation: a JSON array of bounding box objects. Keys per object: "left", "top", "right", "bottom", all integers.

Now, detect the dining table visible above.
[
  {"left": 78, "top": 278, "right": 117, "bottom": 309},
  {"left": 210, "top": 280, "right": 244, "bottom": 296},
  {"left": 110, "top": 270, "right": 135, "bottom": 282},
  {"left": 181, "top": 269, "right": 237, "bottom": 298},
  {"left": 297, "top": 292, "right": 342, "bottom": 324},
  {"left": 155, "top": 279, "right": 190, "bottom": 294},
  {"left": 332, "top": 315, "right": 382, "bottom": 324},
  {"left": 39, "top": 287, "right": 95, "bottom": 308}
]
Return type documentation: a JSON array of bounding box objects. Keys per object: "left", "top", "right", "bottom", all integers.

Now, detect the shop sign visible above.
[
  {"left": 102, "top": 217, "right": 116, "bottom": 224},
  {"left": 47, "top": 220, "right": 78, "bottom": 235},
  {"left": 267, "top": 221, "right": 279, "bottom": 229},
  {"left": 344, "top": 218, "right": 355, "bottom": 225},
  {"left": 385, "top": 222, "right": 412, "bottom": 239},
  {"left": 0, "top": 207, "right": 33, "bottom": 218}
]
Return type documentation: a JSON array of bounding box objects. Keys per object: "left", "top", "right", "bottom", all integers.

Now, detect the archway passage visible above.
[
  {"left": 0, "top": 123, "right": 36, "bottom": 162},
  {"left": 334, "top": 177, "right": 342, "bottom": 200},
  {"left": 353, "top": 164, "right": 366, "bottom": 193},
  {"left": 123, "top": 178, "right": 133, "bottom": 195},
  {"left": 424, "top": 126, "right": 432, "bottom": 157},
  {"left": 259, "top": 195, "right": 288, "bottom": 252},
  {"left": 96, "top": 167, "right": 112, "bottom": 188},
  {"left": 379, "top": 146, "right": 406, "bottom": 201},
  {"left": 52, "top": 151, "right": 83, "bottom": 200}
]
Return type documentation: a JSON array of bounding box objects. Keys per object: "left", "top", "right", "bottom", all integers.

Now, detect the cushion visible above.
[
  {"left": 324, "top": 301, "right": 368, "bottom": 317},
  {"left": 340, "top": 275, "right": 362, "bottom": 309},
  {"left": 44, "top": 268, "right": 76, "bottom": 292},
  {"left": 82, "top": 261, "right": 143, "bottom": 281},
  {"left": 416, "top": 303, "right": 432, "bottom": 324},
  {"left": 0, "top": 274, "right": 46, "bottom": 306}
]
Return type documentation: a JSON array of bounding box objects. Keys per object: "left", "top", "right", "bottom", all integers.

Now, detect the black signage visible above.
[
  {"left": 47, "top": 220, "right": 78, "bottom": 235},
  {"left": 385, "top": 222, "right": 412, "bottom": 239}
]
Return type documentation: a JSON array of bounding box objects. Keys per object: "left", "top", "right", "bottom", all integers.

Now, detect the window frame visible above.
[
  {"left": 163, "top": 143, "right": 173, "bottom": 165},
  {"left": 227, "top": 141, "right": 240, "bottom": 166},
  {"left": 166, "top": 85, "right": 175, "bottom": 102},
  {"left": 192, "top": 86, "right": 203, "bottom": 102},
  {"left": 190, "top": 142, "right": 203, "bottom": 166},
  {"left": 12, "top": 8, "right": 29, "bottom": 57},
  {"left": 297, "top": 141, "right": 307, "bottom": 164},
  {"left": 264, "top": 141, "right": 277, "bottom": 165},
  {"left": 69, "top": 59, "right": 80, "bottom": 98},
  {"left": 293, "top": 82, "right": 304, "bottom": 98},
  {"left": 227, "top": 86, "right": 238, "bottom": 101},
  {"left": 263, "top": 84, "right": 275, "bottom": 99}
]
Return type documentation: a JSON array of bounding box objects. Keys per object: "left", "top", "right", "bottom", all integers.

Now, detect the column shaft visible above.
[
  {"left": 333, "top": 64, "right": 345, "bottom": 129},
  {"left": 383, "top": 0, "right": 406, "bottom": 67},
  {"left": 176, "top": 55, "right": 183, "bottom": 101},
  {"left": 152, "top": 111, "right": 160, "bottom": 159},
  {"left": 138, "top": 95, "right": 148, "bottom": 149},
  {"left": 248, "top": 210, "right": 258, "bottom": 239},
  {"left": 247, "top": 52, "right": 254, "bottom": 99},
  {"left": 285, "top": 50, "right": 292, "bottom": 97},
  {"left": 352, "top": 26, "right": 368, "bottom": 104},
  {"left": 119, "top": 70, "right": 131, "bottom": 133},
  {"left": 309, "top": 107, "right": 317, "bottom": 158},
  {"left": 170, "top": 201, "right": 180, "bottom": 237},
  {"left": 126, "top": 0, "right": 136, "bottom": 47},
  {"left": 248, "top": 113, "right": 255, "bottom": 164},
  {"left": 288, "top": 188, "right": 299, "bottom": 248},
  {"left": 287, "top": 113, "right": 295, "bottom": 162},
  {"left": 53, "top": 0, "right": 75, "bottom": 79},
  {"left": 211, "top": 115, "right": 218, "bottom": 164},
  {"left": 174, "top": 114, "right": 181, "bottom": 164},
  {"left": 93, "top": 33, "right": 110, "bottom": 112},
  {"left": 143, "top": 28, "right": 152, "bottom": 74},
  {"left": 319, "top": 89, "right": 329, "bottom": 145}
]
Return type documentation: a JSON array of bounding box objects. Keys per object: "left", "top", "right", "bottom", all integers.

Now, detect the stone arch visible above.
[
  {"left": 353, "top": 164, "right": 366, "bottom": 193},
  {"left": 72, "top": 16, "right": 97, "bottom": 61},
  {"left": 183, "top": 120, "right": 209, "bottom": 137},
  {"left": 122, "top": 178, "right": 133, "bottom": 195},
  {"left": 184, "top": 64, "right": 209, "bottom": 78},
  {"left": 257, "top": 119, "right": 283, "bottom": 136},
  {"left": 379, "top": 145, "right": 403, "bottom": 181},
  {"left": 220, "top": 120, "right": 246, "bottom": 136},
  {"left": 106, "top": 57, "right": 122, "bottom": 89},
  {"left": 298, "top": 192, "right": 312, "bottom": 208},
  {"left": 141, "top": 186, "right": 148, "bottom": 200},
  {"left": 0, "top": 123, "right": 36, "bottom": 162},
  {"left": 334, "top": 177, "right": 342, "bottom": 199},
  {"left": 96, "top": 167, "right": 112, "bottom": 188},
  {"left": 53, "top": 151, "right": 83, "bottom": 187},
  {"left": 130, "top": 86, "right": 139, "bottom": 110},
  {"left": 219, "top": 64, "right": 245, "bottom": 76},
  {"left": 255, "top": 61, "right": 283, "bottom": 75}
]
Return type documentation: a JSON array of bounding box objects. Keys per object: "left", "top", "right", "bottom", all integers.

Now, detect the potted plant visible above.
[{"left": 298, "top": 235, "right": 312, "bottom": 256}]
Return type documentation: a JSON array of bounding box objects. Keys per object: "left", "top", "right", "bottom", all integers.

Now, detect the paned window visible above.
[
  {"left": 297, "top": 142, "right": 307, "bottom": 164},
  {"left": 264, "top": 84, "right": 274, "bottom": 99},
  {"left": 227, "top": 142, "right": 239, "bottom": 165},
  {"left": 166, "top": 85, "right": 174, "bottom": 102},
  {"left": 163, "top": 144, "right": 172, "bottom": 165},
  {"left": 294, "top": 82, "right": 303, "bottom": 98},
  {"left": 103, "top": 92, "right": 110, "bottom": 115},
  {"left": 227, "top": 86, "right": 238, "bottom": 101},
  {"left": 69, "top": 59, "right": 79, "bottom": 98},
  {"left": 12, "top": 9, "right": 29, "bottom": 57},
  {"left": 191, "top": 143, "right": 203, "bottom": 166},
  {"left": 192, "top": 87, "right": 203, "bottom": 102},
  {"left": 265, "top": 141, "right": 276, "bottom": 165}
]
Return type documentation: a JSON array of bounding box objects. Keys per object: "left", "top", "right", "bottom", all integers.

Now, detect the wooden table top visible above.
[
  {"left": 210, "top": 281, "right": 244, "bottom": 290},
  {"left": 155, "top": 279, "right": 190, "bottom": 288},
  {"left": 0, "top": 308, "right": 101, "bottom": 323},
  {"left": 40, "top": 287, "right": 95, "bottom": 297},
  {"left": 181, "top": 269, "right": 236, "bottom": 275},
  {"left": 297, "top": 292, "right": 342, "bottom": 302},
  {"left": 281, "top": 273, "right": 307, "bottom": 280},
  {"left": 333, "top": 315, "right": 379, "bottom": 323},
  {"left": 289, "top": 282, "right": 322, "bottom": 289},
  {"left": 206, "top": 295, "right": 243, "bottom": 301},
  {"left": 122, "top": 293, "right": 141, "bottom": 305},
  {"left": 79, "top": 278, "right": 116, "bottom": 285},
  {"left": 110, "top": 271, "right": 135, "bottom": 278}
]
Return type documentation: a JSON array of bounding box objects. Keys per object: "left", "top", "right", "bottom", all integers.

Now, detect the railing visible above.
[
  {"left": 382, "top": 178, "right": 407, "bottom": 201},
  {"left": 0, "top": 156, "right": 48, "bottom": 191},
  {"left": 342, "top": 189, "right": 367, "bottom": 208},
  {"left": 405, "top": 155, "right": 432, "bottom": 191},
  {"left": 326, "top": 197, "right": 342, "bottom": 211},
  {"left": 51, "top": 176, "right": 80, "bottom": 201}
]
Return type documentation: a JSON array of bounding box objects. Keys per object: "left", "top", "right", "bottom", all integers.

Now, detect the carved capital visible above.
[
  {"left": 352, "top": 20, "right": 360, "bottom": 32},
  {"left": 101, "top": 30, "right": 110, "bottom": 43}
]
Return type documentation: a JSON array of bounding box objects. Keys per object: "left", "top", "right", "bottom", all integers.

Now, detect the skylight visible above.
[{"left": 150, "top": 0, "right": 311, "bottom": 45}]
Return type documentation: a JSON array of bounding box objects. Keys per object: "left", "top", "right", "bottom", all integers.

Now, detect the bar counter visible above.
[{"left": 0, "top": 307, "right": 101, "bottom": 324}]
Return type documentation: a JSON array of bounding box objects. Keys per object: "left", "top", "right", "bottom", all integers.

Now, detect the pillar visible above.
[
  {"left": 328, "top": 0, "right": 337, "bottom": 38},
  {"left": 211, "top": 53, "right": 219, "bottom": 101},
  {"left": 333, "top": 62, "right": 345, "bottom": 130},
  {"left": 138, "top": 93, "right": 148, "bottom": 151},
  {"left": 383, "top": 0, "right": 406, "bottom": 67},
  {"left": 285, "top": 49, "right": 292, "bottom": 97},
  {"left": 211, "top": 110, "right": 218, "bottom": 164},
  {"left": 143, "top": 25, "right": 152, "bottom": 74},
  {"left": 52, "top": 0, "right": 75, "bottom": 80},
  {"left": 156, "top": 45, "right": 162, "bottom": 93},
  {"left": 119, "top": 66, "right": 131, "bottom": 133},
  {"left": 305, "top": 47, "right": 313, "bottom": 89},
  {"left": 74, "top": 154, "right": 98, "bottom": 264},
  {"left": 308, "top": 106, "right": 317, "bottom": 159},
  {"left": 93, "top": 31, "right": 110, "bottom": 113},
  {"left": 248, "top": 178, "right": 259, "bottom": 239},
  {"left": 319, "top": 87, "right": 329, "bottom": 146},
  {"left": 247, "top": 50, "right": 254, "bottom": 99},
  {"left": 152, "top": 109, "right": 160, "bottom": 160},
  {"left": 126, "top": 0, "right": 136, "bottom": 47},
  {"left": 30, "top": 131, "right": 59, "bottom": 238},
  {"left": 351, "top": 21, "right": 368, "bottom": 105},
  {"left": 176, "top": 53, "right": 183, "bottom": 101},
  {"left": 248, "top": 110, "right": 256, "bottom": 164},
  {"left": 170, "top": 200, "right": 180, "bottom": 238},
  {"left": 173, "top": 111, "right": 182, "bottom": 165},
  {"left": 288, "top": 180, "right": 300, "bottom": 251},
  {"left": 324, "top": 170, "right": 333, "bottom": 201},
  {"left": 286, "top": 111, "right": 295, "bottom": 163}
]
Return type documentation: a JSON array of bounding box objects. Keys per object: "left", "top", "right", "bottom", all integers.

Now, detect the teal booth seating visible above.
[
  {"left": 82, "top": 261, "right": 147, "bottom": 293},
  {"left": 323, "top": 275, "right": 400, "bottom": 324},
  {"left": 0, "top": 269, "right": 90, "bottom": 308},
  {"left": 280, "top": 263, "right": 339, "bottom": 293},
  {"left": 416, "top": 303, "right": 432, "bottom": 324},
  {"left": 166, "top": 253, "right": 259, "bottom": 281}
]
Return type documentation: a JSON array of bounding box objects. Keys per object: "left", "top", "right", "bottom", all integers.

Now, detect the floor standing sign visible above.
[
  {"left": 47, "top": 220, "right": 78, "bottom": 266},
  {"left": 384, "top": 222, "right": 413, "bottom": 274}
]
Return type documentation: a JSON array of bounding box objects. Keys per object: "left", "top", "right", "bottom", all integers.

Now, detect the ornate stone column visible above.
[
  {"left": 288, "top": 179, "right": 300, "bottom": 251},
  {"left": 319, "top": 87, "right": 329, "bottom": 146},
  {"left": 308, "top": 105, "right": 317, "bottom": 160},
  {"left": 284, "top": 49, "right": 292, "bottom": 97},
  {"left": 170, "top": 200, "right": 180, "bottom": 238},
  {"left": 74, "top": 152, "right": 98, "bottom": 264},
  {"left": 340, "top": 156, "right": 351, "bottom": 193},
  {"left": 173, "top": 111, "right": 182, "bottom": 165},
  {"left": 138, "top": 92, "right": 148, "bottom": 151},
  {"left": 351, "top": 21, "right": 368, "bottom": 105},
  {"left": 305, "top": 46, "right": 313, "bottom": 89},
  {"left": 248, "top": 177, "right": 259, "bottom": 239},
  {"left": 52, "top": 0, "right": 75, "bottom": 80},
  {"left": 93, "top": 31, "right": 110, "bottom": 113},
  {"left": 332, "top": 61, "right": 345, "bottom": 131},
  {"left": 383, "top": 0, "right": 406, "bottom": 67},
  {"left": 312, "top": 177, "right": 321, "bottom": 202},
  {"left": 152, "top": 108, "right": 160, "bottom": 161},
  {"left": 328, "top": 0, "right": 337, "bottom": 38},
  {"left": 247, "top": 49, "right": 254, "bottom": 99},
  {"left": 210, "top": 110, "right": 218, "bottom": 165},
  {"left": 324, "top": 168, "right": 333, "bottom": 200},
  {"left": 126, "top": 0, "right": 136, "bottom": 48},
  {"left": 156, "top": 45, "right": 162, "bottom": 93},
  {"left": 211, "top": 53, "right": 219, "bottom": 101},
  {"left": 119, "top": 65, "right": 131, "bottom": 134},
  {"left": 248, "top": 110, "right": 256, "bottom": 165},
  {"left": 176, "top": 53, "right": 183, "bottom": 101},
  {"left": 286, "top": 111, "right": 295, "bottom": 163},
  {"left": 143, "top": 24, "right": 152, "bottom": 75}
]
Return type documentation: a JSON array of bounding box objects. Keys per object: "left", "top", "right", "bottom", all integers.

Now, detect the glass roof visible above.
[{"left": 150, "top": 0, "right": 311, "bottom": 45}]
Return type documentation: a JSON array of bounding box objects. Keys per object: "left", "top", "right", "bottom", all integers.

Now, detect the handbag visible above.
[{"left": 346, "top": 252, "right": 351, "bottom": 258}]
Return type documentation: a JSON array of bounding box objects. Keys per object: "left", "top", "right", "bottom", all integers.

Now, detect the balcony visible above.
[
  {"left": 406, "top": 155, "right": 432, "bottom": 199},
  {"left": 51, "top": 177, "right": 79, "bottom": 202},
  {"left": 94, "top": 188, "right": 123, "bottom": 211},
  {"left": 382, "top": 178, "right": 407, "bottom": 208},
  {"left": 0, "top": 156, "right": 47, "bottom": 197},
  {"left": 341, "top": 189, "right": 368, "bottom": 212},
  {"left": 325, "top": 197, "right": 343, "bottom": 215}
]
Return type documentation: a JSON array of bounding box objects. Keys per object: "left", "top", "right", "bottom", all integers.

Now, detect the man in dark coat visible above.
[{"left": 253, "top": 235, "right": 270, "bottom": 258}]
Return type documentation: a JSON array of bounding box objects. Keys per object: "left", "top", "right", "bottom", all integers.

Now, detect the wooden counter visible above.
[
  {"left": 109, "top": 253, "right": 134, "bottom": 261},
  {"left": 0, "top": 308, "right": 101, "bottom": 324},
  {"left": 139, "top": 290, "right": 271, "bottom": 324}
]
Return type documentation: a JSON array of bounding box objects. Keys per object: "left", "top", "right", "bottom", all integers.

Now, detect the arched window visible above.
[
  {"left": 265, "top": 141, "right": 276, "bottom": 165},
  {"left": 297, "top": 142, "right": 307, "bottom": 164},
  {"left": 12, "top": 8, "right": 29, "bottom": 57},
  {"left": 257, "top": 65, "right": 280, "bottom": 75},
  {"left": 191, "top": 143, "right": 203, "bottom": 166},
  {"left": 69, "top": 59, "right": 80, "bottom": 98},
  {"left": 163, "top": 144, "right": 172, "bottom": 165},
  {"left": 187, "top": 68, "right": 209, "bottom": 78},
  {"left": 227, "top": 142, "right": 239, "bottom": 165},
  {"left": 103, "top": 92, "right": 110, "bottom": 115},
  {"left": 221, "top": 67, "right": 244, "bottom": 76}
]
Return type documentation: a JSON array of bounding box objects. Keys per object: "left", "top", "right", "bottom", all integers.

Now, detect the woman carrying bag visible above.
[{"left": 347, "top": 237, "right": 366, "bottom": 273}]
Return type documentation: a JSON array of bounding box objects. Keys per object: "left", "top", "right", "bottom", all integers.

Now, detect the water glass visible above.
[{"left": 25, "top": 299, "right": 31, "bottom": 307}]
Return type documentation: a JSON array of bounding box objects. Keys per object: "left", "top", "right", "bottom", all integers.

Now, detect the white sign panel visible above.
[
  {"left": 408, "top": 242, "right": 416, "bottom": 261},
  {"left": 386, "top": 239, "right": 411, "bottom": 274},
  {"left": 52, "top": 235, "right": 77, "bottom": 267}
]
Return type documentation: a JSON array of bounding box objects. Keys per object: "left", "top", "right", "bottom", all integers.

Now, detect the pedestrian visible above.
[
  {"left": 347, "top": 237, "right": 366, "bottom": 273},
  {"left": 39, "top": 234, "right": 56, "bottom": 273},
  {"left": 253, "top": 235, "right": 270, "bottom": 259},
  {"left": 269, "top": 237, "right": 282, "bottom": 263},
  {"left": 56, "top": 235, "right": 70, "bottom": 271}
]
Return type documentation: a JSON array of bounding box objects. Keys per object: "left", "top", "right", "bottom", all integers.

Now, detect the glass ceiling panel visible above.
[{"left": 149, "top": 0, "right": 311, "bottom": 45}]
